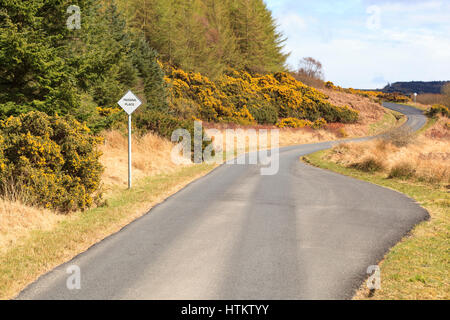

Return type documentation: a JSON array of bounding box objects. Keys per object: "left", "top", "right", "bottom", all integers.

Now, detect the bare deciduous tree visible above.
[
  {"left": 442, "top": 82, "right": 450, "bottom": 97},
  {"left": 293, "top": 57, "right": 325, "bottom": 88},
  {"left": 298, "top": 57, "right": 324, "bottom": 80},
  {"left": 441, "top": 83, "right": 450, "bottom": 107}
]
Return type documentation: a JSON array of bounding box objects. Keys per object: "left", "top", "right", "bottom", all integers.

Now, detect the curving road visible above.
[{"left": 17, "top": 103, "right": 429, "bottom": 300}]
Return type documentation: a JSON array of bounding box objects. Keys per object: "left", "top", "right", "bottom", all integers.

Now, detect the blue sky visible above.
[{"left": 265, "top": 0, "right": 450, "bottom": 89}]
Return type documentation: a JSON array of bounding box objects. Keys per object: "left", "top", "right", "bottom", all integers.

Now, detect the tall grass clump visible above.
[
  {"left": 324, "top": 116, "right": 449, "bottom": 185},
  {"left": 382, "top": 126, "right": 416, "bottom": 147},
  {"left": 388, "top": 162, "right": 416, "bottom": 179},
  {"left": 351, "top": 157, "right": 386, "bottom": 173}
]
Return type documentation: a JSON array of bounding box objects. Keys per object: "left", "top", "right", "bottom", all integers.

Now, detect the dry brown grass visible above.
[
  {"left": 319, "top": 88, "right": 388, "bottom": 136},
  {"left": 204, "top": 123, "right": 340, "bottom": 151},
  {"left": 100, "top": 130, "right": 190, "bottom": 189},
  {"left": 278, "top": 128, "right": 338, "bottom": 146},
  {"left": 0, "top": 199, "right": 62, "bottom": 253},
  {"left": 326, "top": 116, "right": 450, "bottom": 185},
  {"left": 417, "top": 93, "right": 449, "bottom": 107}
]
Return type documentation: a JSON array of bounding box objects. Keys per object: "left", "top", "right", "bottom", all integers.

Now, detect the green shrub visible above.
[
  {"left": 319, "top": 103, "right": 359, "bottom": 123},
  {"left": 389, "top": 162, "right": 416, "bottom": 179},
  {"left": 0, "top": 112, "right": 103, "bottom": 212},
  {"left": 426, "top": 104, "right": 449, "bottom": 118},
  {"left": 247, "top": 102, "right": 278, "bottom": 125},
  {"left": 69, "top": 94, "right": 124, "bottom": 134},
  {"left": 351, "top": 157, "right": 385, "bottom": 173}
]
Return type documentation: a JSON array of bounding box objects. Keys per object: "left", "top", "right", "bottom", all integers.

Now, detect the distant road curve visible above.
[{"left": 18, "top": 103, "right": 429, "bottom": 300}]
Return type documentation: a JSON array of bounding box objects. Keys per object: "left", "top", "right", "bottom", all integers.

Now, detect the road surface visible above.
[{"left": 17, "top": 103, "right": 429, "bottom": 300}]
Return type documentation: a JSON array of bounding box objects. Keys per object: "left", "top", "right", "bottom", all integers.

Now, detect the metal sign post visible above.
[
  {"left": 118, "top": 90, "right": 142, "bottom": 189},
  {"left": 128, "top": 114, "right": 132, "bottom": 189}
]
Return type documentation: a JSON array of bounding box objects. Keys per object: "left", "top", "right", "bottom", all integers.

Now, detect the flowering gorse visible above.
[
  {"left": 0, "top": 112, "right": 103, "bottom": 212},
  {"left": 166, "top": 67, "right": 359, "bottom": 126}
]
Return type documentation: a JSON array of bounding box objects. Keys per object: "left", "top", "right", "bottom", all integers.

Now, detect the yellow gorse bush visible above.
[
  {"left": 276, "top": 117, "right": 328, "bottom": 129},
  {"left": 0, "top": 112, "right": 104, "bottom": 212},
  {"left": 276, "top": 118, "right": 313, "bottom": 128},
  {"left": 427, "top": 104, "right": 449, "bottom": 117},
  {"left": 96, "top": 107, "right": 121, "bottom": 117},
  {"left": 165, "top": 67, "right": 359, "bottom": 125}
]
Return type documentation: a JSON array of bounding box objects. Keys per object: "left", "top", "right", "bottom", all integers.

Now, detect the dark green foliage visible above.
[
  {"left": 0, "top": 0, "right": 167, "bottom": 133},
  {"left": 131, "top": 36, "right": 168, "bottom": 113},
  {"left": 125, "top": 0, "right": 288, "bottom": 78},
  {"left": 227, "top": 0, "right": 288, "bottom": 73},
  {"left": 135, "top": 110, "right": 190, "bottom": 139},
  {"left": 319, "top": 104, "right": 360, "bottom": 123},
  {"left": 247, "top": 102, "right": 278, "bottom": 125},
  {"left": 72, "top": 1, "right": 137, "bottom": 108},
  {"left": 0, "top": 1, "right": 79, "bottom": 117}
]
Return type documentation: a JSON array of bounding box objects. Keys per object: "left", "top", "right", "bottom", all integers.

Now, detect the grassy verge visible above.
[
  {"left": 0, "top": 163, "right": 216, "bottom": 300},
  {"left": 303, "top": 151, "right": 449, "bottom": 300},
  {"left": 416, "top": 116, "right": 438, "bottom": 135},
  {"left": 369, "top": 108, "right": 406, "bottom": 135}
]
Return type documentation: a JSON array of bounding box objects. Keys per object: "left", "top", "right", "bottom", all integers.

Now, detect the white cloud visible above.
[
  {"left": 268, "top": 0, "right": 450, "bottom": 88},
  {"left": 280, "top": 13, "right": 308, "bottom": 31}
]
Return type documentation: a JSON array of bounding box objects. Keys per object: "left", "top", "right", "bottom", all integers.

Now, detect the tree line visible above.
[
  {"left": 0, "top": 0, "right": 167, "bottom": 129},
  {"left": 121, "top": 0, "right": 288, "bottom": 78},
  {"left": 1, "top": 0, "right": 289, "bottom": 125}
]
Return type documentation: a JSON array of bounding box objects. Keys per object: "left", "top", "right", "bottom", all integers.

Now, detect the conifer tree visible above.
[
  {"left": 202, "top": 0, "right": 239, "bottom": 74},
  {"left": 1, "top": 0, "right": 167, "bottom": 123},
  {"left": 123, "top": 0, "right": 288, "bottom": 76},
  {"left": 0, "top": 0, "right": 79, "bottom": 117}
]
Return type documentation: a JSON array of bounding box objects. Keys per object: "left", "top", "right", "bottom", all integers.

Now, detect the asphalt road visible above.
[{"left": 17, "top": 103, "right": 429, "bottom": 300}]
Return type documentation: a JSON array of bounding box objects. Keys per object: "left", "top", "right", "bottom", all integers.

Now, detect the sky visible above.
[{"left": 265, "top": 0, "right": 450, "bottom": 89}]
